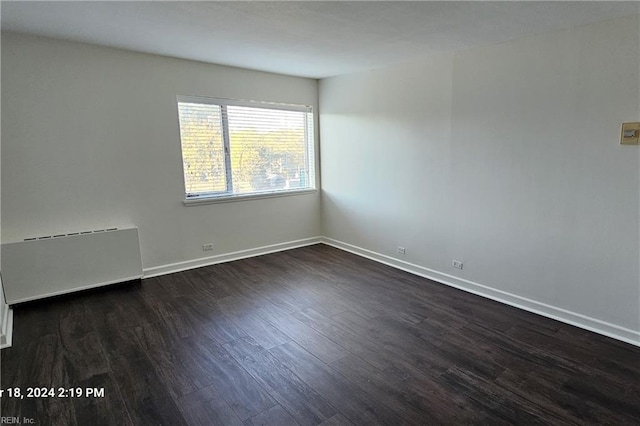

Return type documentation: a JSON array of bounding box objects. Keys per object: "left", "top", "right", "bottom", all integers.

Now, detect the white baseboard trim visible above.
[
  {"left": 1, "top": 306, "right": 14, "bottom": 349},
  {"left": 322, "top": 237, "right": 640, "bottom": 347},
  {"left": 143, "top": 237, "right": 323, "bottom": 279}
]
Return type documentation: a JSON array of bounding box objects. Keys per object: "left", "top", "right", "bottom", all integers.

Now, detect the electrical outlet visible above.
[
  {"left": 202, "top": 243, "right": 214, "bottom": 251},
  {"left": 397, "top": 246, "right": 406, "bottom": 255},
  {"left": 452, "top": 260, "right": 463, "bottom": 270}
]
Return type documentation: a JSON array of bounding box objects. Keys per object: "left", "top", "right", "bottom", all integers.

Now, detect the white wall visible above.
[
  {"left": 0, "top": 38, "right": 9, "bottom": 347},
  {"left": 1, "top": 33, "right": 321, "bottom": 271},
  {"left": 320, "top": 15, "right": 640, "bottom": 337},
  {"left": 0, "top": 32, "right": 5, "bottom": 346}
]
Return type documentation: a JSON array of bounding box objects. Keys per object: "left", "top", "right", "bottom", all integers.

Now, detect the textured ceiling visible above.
[{"left": 2, "top": 1, "right": 638, "bottom": 78}]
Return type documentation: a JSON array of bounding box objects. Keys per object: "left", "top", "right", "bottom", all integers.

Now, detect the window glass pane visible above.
[
  {"left": 177, "top": 102, "right": 227, "bottom": 195},
  {"left": 176, "top": 97, "right": 315, "bottom": 200},
  {"left": 227, "top": 106, "right": 310, "bottom": 195}
]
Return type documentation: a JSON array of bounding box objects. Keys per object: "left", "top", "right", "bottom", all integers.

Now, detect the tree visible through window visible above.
[{"left": 177, "top": 96, "right": 315, "bottom": 200}]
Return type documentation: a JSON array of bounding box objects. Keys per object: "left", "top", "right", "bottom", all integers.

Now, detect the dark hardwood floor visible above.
[{"left": 2, "top": 244, "right": 639, "bottom": 425}]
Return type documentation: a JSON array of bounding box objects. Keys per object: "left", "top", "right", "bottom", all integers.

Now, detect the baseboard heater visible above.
[{"left": 1, "top": 226, "right": 143, "bottom": 305}]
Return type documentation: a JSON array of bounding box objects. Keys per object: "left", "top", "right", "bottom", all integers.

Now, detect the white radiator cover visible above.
[{"left": 1, "top": 226, "right": 143, "bottom": 304}]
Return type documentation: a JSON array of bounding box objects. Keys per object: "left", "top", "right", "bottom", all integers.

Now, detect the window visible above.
[{"left": 177, "top": 96, "right": 315, "bottom": 203}]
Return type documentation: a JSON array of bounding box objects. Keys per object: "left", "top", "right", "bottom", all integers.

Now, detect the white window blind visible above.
[{"left": 177, "top": 96, "right": 315, "bottom": 201}]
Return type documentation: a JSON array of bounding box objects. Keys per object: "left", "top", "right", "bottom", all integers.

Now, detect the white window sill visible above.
[{"left": 183, "top": 188, "right": 318, "bottom": 206}]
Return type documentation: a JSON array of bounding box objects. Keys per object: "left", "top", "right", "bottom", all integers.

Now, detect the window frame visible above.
[{"left": 176, "top": 95, "right": 317, "bottom": 206}]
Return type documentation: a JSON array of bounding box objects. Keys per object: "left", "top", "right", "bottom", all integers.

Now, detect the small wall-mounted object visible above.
[{"left": 620, "top": 122, "right": 640, "bottom": 145}]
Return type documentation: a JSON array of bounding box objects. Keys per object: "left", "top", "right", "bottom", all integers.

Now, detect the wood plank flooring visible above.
[{"left": 2, "top": 244, "right": 639, "bottom": 425}]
